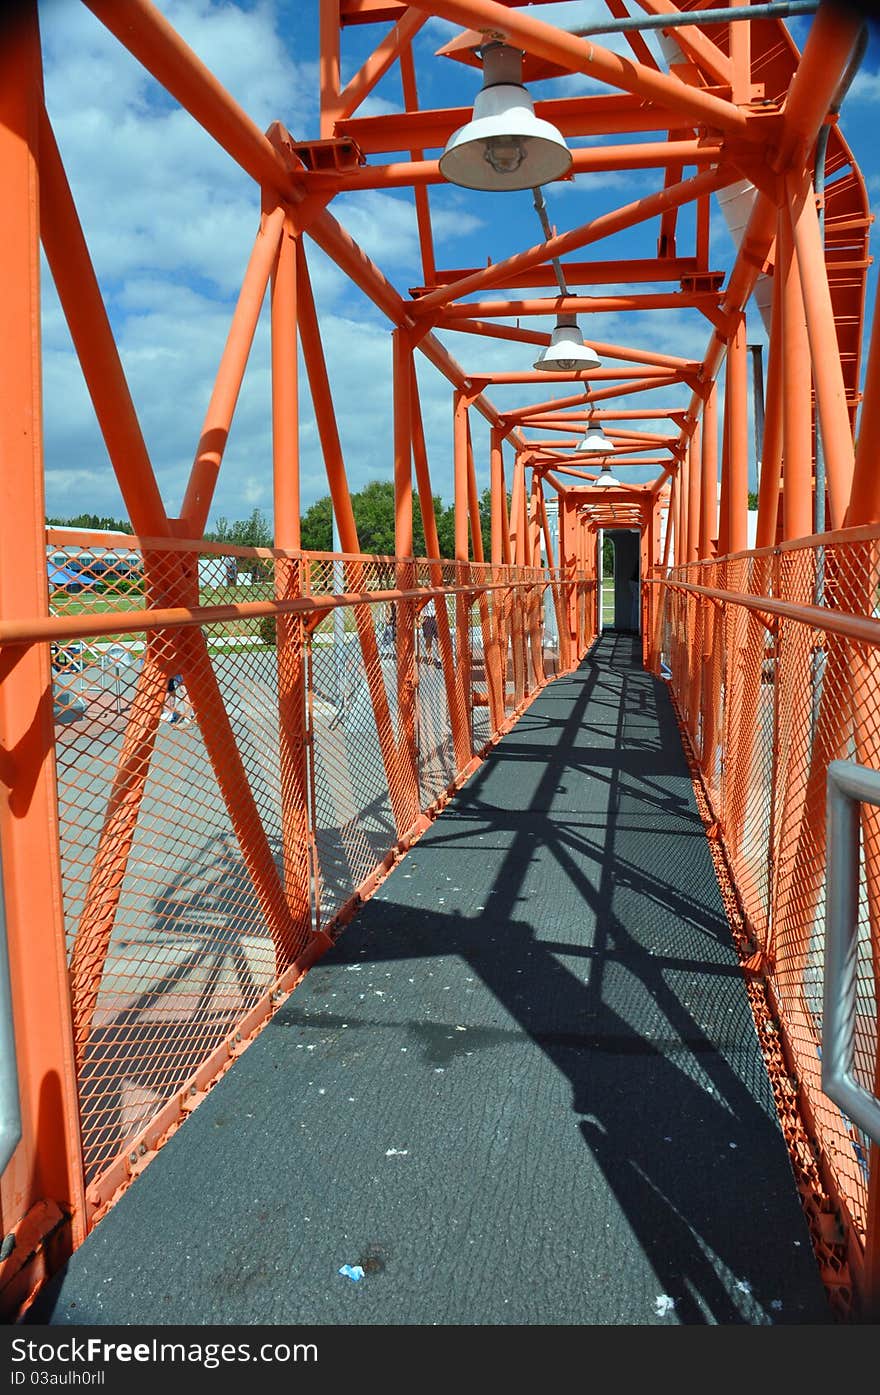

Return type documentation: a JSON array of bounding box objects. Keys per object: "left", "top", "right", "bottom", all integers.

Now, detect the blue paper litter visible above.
[{"left": 338, "top": 1264, "right": 365, "bottom": 1282}]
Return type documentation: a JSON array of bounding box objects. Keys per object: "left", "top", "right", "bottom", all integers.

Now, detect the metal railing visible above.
[
  {"left": 655, "top": 524, "right": 880, "bottom": 1314},
  {"left": 10, "top": 532, "right": 594, "bottom": 1227}
]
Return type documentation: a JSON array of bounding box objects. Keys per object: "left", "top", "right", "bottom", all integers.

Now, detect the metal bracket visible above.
[{"left": 823, "top": 759, "right": 880, "bottom": 1146}]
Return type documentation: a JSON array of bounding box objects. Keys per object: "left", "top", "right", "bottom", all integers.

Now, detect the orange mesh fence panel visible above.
[
  {"left": 309, "top": 600, "right": 398, "bottom": 924},
  {"left": 38, "top": 531, "right": 590, "bottom": 1216},
  {"left": 659, "top": 527, "right": 880, "bottom": 1301}
]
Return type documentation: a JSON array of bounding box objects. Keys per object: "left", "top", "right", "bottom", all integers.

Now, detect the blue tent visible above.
[{"left": 48, "top": 563, "right": 101, "bottom": 592}]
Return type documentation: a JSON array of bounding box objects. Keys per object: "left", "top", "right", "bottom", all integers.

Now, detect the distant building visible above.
[{"left": 47, "top": 526, "right": 141, "bottom": 580}]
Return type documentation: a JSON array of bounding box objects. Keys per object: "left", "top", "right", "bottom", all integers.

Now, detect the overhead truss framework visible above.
[{"left": 3, "top": 0, "right": 880, "bottom": 1319}]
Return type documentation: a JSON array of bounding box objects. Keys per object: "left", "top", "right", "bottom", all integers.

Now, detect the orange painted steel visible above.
[
  {"left": 2, "top": 0, "right": 879, "bottom": 1324},
  {"left": 312, "top": 137, "right": 725, "bottom": 189},
  {"left": 339, "top": 92, "right": 721, "bottom": 153},
  {"left": 182, "top": 207, "right": 286, "bottom": 537},
  {"left": 655, "top": 526, "right": 880, "bottom": 1315},
  {"left": 0, "top": 5, "right": 87, "bottom": 1296},
  {"left": 779, "top": 201, "right": 814, "bottom": 544}
]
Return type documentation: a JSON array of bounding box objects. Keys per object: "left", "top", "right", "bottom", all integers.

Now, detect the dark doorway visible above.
[{"left": 605, "top": 529, "right": 641, "bottom": 633}]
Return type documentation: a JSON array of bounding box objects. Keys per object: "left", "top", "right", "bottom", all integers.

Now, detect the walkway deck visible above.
[{"left": 33, "top": 635, "right": 830, "bottom": 1325}]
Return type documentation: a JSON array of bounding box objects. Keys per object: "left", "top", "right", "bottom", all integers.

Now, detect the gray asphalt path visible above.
[{"left": 32, "top": 634, "right": 830, "bottom": 1325}]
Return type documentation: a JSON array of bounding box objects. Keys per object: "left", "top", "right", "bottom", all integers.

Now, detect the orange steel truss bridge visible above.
[{"left": 3, "top": 0, "right": 880, "bottom": 1326}]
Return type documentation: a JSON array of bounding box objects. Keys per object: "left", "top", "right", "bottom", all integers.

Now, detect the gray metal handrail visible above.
[
  {"left": 823, "top": 760, "right": 880, "bottom": 1147},
  {"left": 0, "top": 852, "right": 22, "bottom": 1176}
]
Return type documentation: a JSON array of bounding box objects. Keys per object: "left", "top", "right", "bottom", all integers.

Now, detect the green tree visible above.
[
  {"left": 300, "top": 495, "right": 333, "bottom": 551},
  {"left": 288, "top": 482, "right": 517, "bottom": 561},
  {"left": 434, "top": 501, "right": 455, "bottom": 559},
  {"left": 352, "top": 480, "right": 397, "bottom": 554},
  {"left": 208, "top": 507, "right": 272, "bottom": 549},
  {"left": 47, "top": 513, "right": 131, "bottom": 532}
]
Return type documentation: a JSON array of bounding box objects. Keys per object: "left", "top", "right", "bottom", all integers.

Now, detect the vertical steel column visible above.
[
  {"left": 700, "top": 381, "right": 718, "bottom": 560},
  {"left": 508, "top": 454, "right": 527, "bottom": 705},
  {"left": 558, "top": 493, "right": 579, "bottom": 659},
  {"left": 528, "top": 474, "right": 546, "bottom": 689},
  {"left": 271, "top": 215, "right": 312, "bottom": 940},
  {"left": 755, "top": 267, "right": 784, "bottom": 549},
  {"left": 297, "top": 243, "right": 418, "bottom": 834},
  {"left": 779, "top": 203, "right": 813, "bottom": 542},
  {"left": 787, "top": 168, "right": 854, "bottom": 531},
  {"left": 393, "top": 330, "right": 420, "bottom": 798},
  {"left": 452, "top": 390, "right": 474, "bottom": 734},
  {"left": 183, "top": 203, "right": 285, "bottom": 534},
  {"left": 717, "top": 398, "right": 730, "bottom": 560},
  {"left": 0, "top": 2, "right": 86, "bottom": 1265},
  {"left": 726, "top": 314, "right": 749, "bottom": 555},
  {"left": 319, "top": 0, "right": 341, "bottom": 138},
  {"left": 687, "top": 420, "right": 701, "bottom": 565},
  {"left": 679, "top": 444, "right": 690, "bottom": 571},
  {"left": 465, "top": 419, "right": 504, "bottom": 731},
  {"left": 409, "top": 378, "right": 471, "bottom": 771},
  {"left": 490, "top": 429, "right": 505, "bottom": 567}
]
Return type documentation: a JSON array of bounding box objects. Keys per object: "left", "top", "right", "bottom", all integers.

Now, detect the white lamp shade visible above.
[
  {"left": 439, "top": 45, "right": 572, "bottom": 192},
  {"left": 576, "top": 425, "right": 610, "bottom": 453},
  {"left": 534, "top": 317, "right": 601, "bottom": 372},
  {"left": 591, "top": 464, "right": 622, "bottom": 487}
]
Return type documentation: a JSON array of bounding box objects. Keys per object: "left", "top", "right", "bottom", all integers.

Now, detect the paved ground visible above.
[{"left": 32, "top": 634, "right": 831, "bottom": 1325}]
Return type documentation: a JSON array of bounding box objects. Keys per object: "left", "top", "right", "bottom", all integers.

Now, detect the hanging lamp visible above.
[
  {"left": 534, "top": 315, "right": 601, "bottom": 372},
  {"left": 591, "top": 463, "right": 623, "bottom": 487},
  {"left": 576, "top": 421, "right": 611, "bottom": 453},
  {"left": 439, "top": 43, "right": 572, "bottom": 192}
]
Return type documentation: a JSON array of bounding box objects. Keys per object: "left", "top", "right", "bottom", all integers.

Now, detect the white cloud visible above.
[{"left": 846, "top": 67, "right": 880, "bottom": 105}]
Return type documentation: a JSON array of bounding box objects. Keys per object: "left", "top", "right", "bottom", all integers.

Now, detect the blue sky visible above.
[{"left": 37, "top": 0, "right": 880, "bottom": 529}]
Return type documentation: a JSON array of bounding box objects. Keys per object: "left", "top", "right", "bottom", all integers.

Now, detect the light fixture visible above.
[
  {"left": 576, "top": 421, "right": 611, "bottom": 453},
  {"left": 591, "top": 463, "right": 623, "bottom": 487},
  {"left": 534, "top": 314, "right": 601, "bottom": 373},
  {"left": 439, "top": 43, "right": 572, "bottom": 192}
]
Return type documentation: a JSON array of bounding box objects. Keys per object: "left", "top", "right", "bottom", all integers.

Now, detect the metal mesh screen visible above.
[
  {"left": 42, "top": 532, "right": 590, "bottom": 1211},
  {"left": 659, "top": 529, "right": 880, "bottom": 1271}
]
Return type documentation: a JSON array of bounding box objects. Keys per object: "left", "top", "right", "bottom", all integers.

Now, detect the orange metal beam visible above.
[
  {"left": 687, "top": 422, "right": 701, "bottom": 566},
  {"left": 338, "top": 92, "right": 720, "bottom": 153},
  {"left": 320, "top": 0, "right": 341, "bottom": 137},
  {"left": 436, "top": 290, "right": 722, "bottom": 321},
  {"left": 471, "top": 368, "right": 681, "bottom": 385},
  {"left": 631, "top": 0, "right": 734, "bottom": 88},
  {"left": 700, "top": 382, "right": 718, "bottom": 560},
  {"left": 335, "top": 8, "right": 427, "bottom": 122},
  {"left": 787, "top": 168, "right": 855, "bottom": 530},
  {"left": 755, "top": 267, "right": 784, "bottom": 550},
  {"left": 38, "top": 110, "right": 168, "bottom": 537},
  {"left": 407, "top": 0, "right": 753, "bottom": 137},
  {"left": 393, "top": 329, "right": 420, "bottom": 801},
  {"left": 270, "top": 219, "right": 312, "bottom": 939},
  {"left": 297, "top": 242, "right": 419, "bottom": 834},
  {"left": 182, "top": 205, "right": 285, "bottom": 536},
  {"left": 84, "top": 0, "right": 297, "bottom": 198},
  {"left": 0, "top": 1, "right": 87, "bottom": 1267},
  {"left": 726, "top": 316, "right": 749, "bottom": 556},
  {"left": 413, "top": 255, "right": 710, "bottom": 293},
  {"left": 311, "top": 138, "right": 725, "bottom": 189},
  {"left": 411, "top": 167, "right": 735, "bottom": 317},
  {"left": 399, "top": 41, "right": 436, "bottom": 286},
  {"left": 779, "top": 204, "right": 813, "bottom": 543}
]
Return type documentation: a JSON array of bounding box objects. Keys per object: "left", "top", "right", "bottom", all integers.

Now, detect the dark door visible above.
[{"left": 608, "top": 530, "right": 640, "bottom": 633}]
